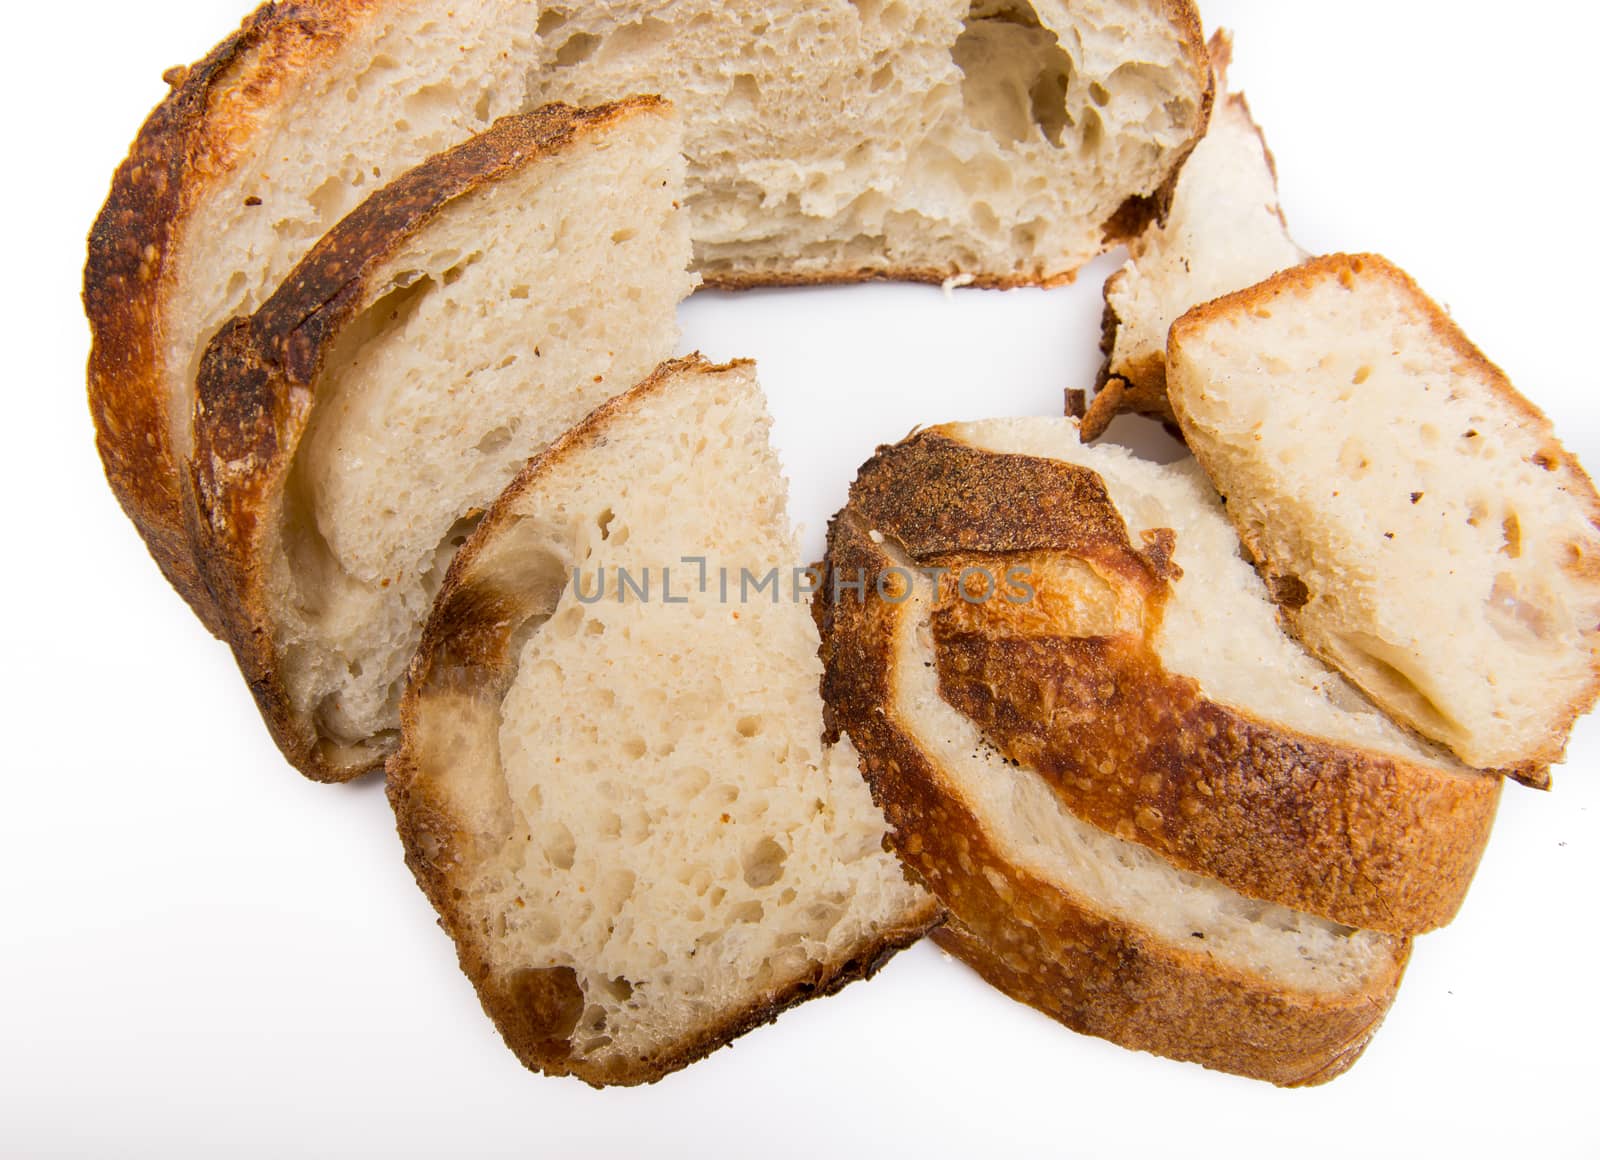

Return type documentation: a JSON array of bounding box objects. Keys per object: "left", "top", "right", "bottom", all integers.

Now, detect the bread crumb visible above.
[{"left": 941, "top": 273, "right": 976, "bottom": 299}]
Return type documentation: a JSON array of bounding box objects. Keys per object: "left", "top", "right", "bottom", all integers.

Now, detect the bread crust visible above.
[
  {"left": 87, "top": 1, "right": 1212, "bottom": 632},
  {"left": 388, "top": 355, "right": 940, "bottom": 1087},
  {"left": 187, "top": 100, "right": 668, "bottom": 783},
  {"left": 85, "top": 1, "right": 382, "bottom": 634},
  {"left": 815, "top": 504, "right": 1409, "bottom": 1086},
  {"left": 828, "top": 429, "right": 1499, "bottom": 933},
  {"left": 1168, "top": 253, "right": 1600, "bottom": 788}
]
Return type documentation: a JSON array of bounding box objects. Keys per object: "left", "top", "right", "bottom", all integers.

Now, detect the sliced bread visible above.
[
  {"left": 821, "top": 422, "right": 1499, "bottom": 933},
  {"left": 189, "top": 101, "right": 693, "bottom": 782},
  {"left": 1167, "top": 254, "right": 1600, "bottom": 783},
  {"left": 815, "top": 451, "right": 1411, "bottom": 1083},
  {"left": 388, "top": 356, "right": 938, "bottom": 1087},
  {"left": 86, "top": 0, "right": 1212, "bottom": 629},
  {"left": 1084, "top": 33, "right": 1305, "bottom": 439}
]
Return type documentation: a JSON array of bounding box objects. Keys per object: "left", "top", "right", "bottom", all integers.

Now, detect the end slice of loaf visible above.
[
  {"left": 189, "top": 100, "right": 693, "bottom": 782},
  {"left": 86, "top": 0, "right": 1212, "bottom": 632},
  {"left": 816, "top": 459, "right": 1410, "bottom": 1084},
  {"left": 831, "top": 421, "right": 1497, "bottom": 933},
  {"left": 1084, "top": 33, "right": 1306, "bottom": 440},
  {"left": 388, "top": 356, "right": 938, "bottom": 1087},
  {"left": 1168, "top": 254, "right": 1600, "bottom": 782}
]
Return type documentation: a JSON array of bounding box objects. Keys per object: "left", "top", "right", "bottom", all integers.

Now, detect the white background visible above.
[{"left": 3, "top": 2, "right": 1597, "bottom": 1156}]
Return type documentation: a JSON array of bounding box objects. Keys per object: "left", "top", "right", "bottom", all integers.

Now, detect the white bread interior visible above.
[
  {"left": 269, "top": 107, "right": 692, "bottom": 765},
  {"left": 407, "top": 360, "right": 932, "bottom": 1074},
  {"left": 1167, "top": 256, "right": 1600, "bottom": 773}
]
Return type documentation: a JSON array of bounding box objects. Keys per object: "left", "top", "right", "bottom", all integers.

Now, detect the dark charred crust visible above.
[
  {"left": 847, "top": 432, "right": 1134, "bottom": 561},
  {"left": 815, "top": 510, "right": 1409, "bottom": 1086},
  {"left": 1170, "top": 253, "right": 1600, "bottom": 787},
  {"left": 837, "top": 428, "right": 1501, "bottom": 934},
  {"left": 388, "top": 356, "right": 939, "bottom": 1088},
  {"left": 187, "top": 101, "right": 670, "bottom": 784}
]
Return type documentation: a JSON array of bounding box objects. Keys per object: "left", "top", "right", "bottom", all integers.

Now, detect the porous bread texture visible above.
[
  {"left": 888, "top": 559, "right": 1399, "bottom": 993},
  {"left": 1086, "top": 41, "right": 1305, "bottom": 438},
  {"left": 87, "top": 0, "right": 1210, "bottom": 631},
  {"left": 1167, "top": 254, "right": 1600, "bottom": 779},
  {"left": 525, "top": 0, "right": 1207, "bottom": 282},
  {"left": 946, "top": 418, "right": 1457, "bottom": 766},
  {"left": 206, "top": 103, "right": 693, "bottom": 778},
  {"left": 391, "top": 358, "right": 935, "bottom": 1086}
]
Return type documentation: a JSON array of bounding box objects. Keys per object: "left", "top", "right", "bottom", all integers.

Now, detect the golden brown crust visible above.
[
  {"left": 388, "top": 355, "right": 940, "bottom": 1086},
  {"left": 815, "top": 505, "right": 1409, "bottom": 1086},
  {"left": 1168, "top": 253, "right": 1600, "bottom": 789},
  {"left": 187, "top": 101, "right": 667, "bottom": 783},
  {"left": 85, "top": 1, "right": 383, "bottom": 635},
  {"left": 825, "top": 428, "right": 1499, "bottom": 933}
]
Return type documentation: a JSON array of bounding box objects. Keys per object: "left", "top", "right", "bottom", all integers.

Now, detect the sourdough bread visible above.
[
  {"left": 1085, "top": 33, "right": 1306, "bottom": 439},
  {"left": 816, "top": 458, "right": 1411, "bottom": 1083},
  {"left": 86, "top": 0, "right": 1211, "bottom": 628},
  {"left": 190, "top": 101, "right": 693, "bottom": 782},
  {"left": 1167, "top": 254, "right": 1600, "bottom": 784},
  {"left": 827, "top": 421, "right": 1497, "bottom": 933},
  {"left": 389, "top": 356, "right": 938, "bottom": 1087}
]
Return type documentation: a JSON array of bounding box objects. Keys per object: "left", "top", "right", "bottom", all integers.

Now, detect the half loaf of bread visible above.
[
  {"left": 1084, "top": 33, "right": 1305, "bottom": 439},
  {"left": 389, "top": 355, "right": 938, "bottom": 1087},
  {"left": 190, "top": 100, "right": 693, "bottom": 781},
  {"left": 86, "top": 0, "right": 1212, "bottom": 630},
  {"left": 815, "top": 422, "right": 1424, "bottom": 1083},
  {"left": 1168, "top": 254, "right": 1600, "bottom": 784}
]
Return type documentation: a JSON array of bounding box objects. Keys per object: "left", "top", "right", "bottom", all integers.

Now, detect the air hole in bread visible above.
[
  {"left": 540, "top": 821, "right": 577, "bottom": 871},
  {"left": 952, "top": 0, "right": 1075, "bottom": 148},
  {"left": 727, "top": 74, "right": 761, "bottom": 112},
  {"left": 553, "top": 33, "right": 600, "bottom": 68},
  {"left": 743, "top": 838, "right": 788, "bottom": 888}
]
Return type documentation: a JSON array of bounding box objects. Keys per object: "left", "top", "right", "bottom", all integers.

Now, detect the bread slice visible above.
[
  {"left": 1167, "top": 254, "right": 1600, "bottom": 784},
  {"left": 189, "top": 101, "right": 693, "bottom": 782},
  {"left": 1084, "top": 33, "right": 1305, "bottom": 440},
  {"left": 388, "top": 356, "right": 938, "bottom": 1087},
  {"left": 815, "top": 439, "right": 1412, "bottom": 1082},
  {"left": 821, "top": 420, "right": 1498, "bottom": 933},
  {"left": 86, "top": 0, "right": 1212, "bottom": 630}
]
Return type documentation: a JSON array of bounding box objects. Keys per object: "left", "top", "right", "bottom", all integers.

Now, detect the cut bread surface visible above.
[
  {"left": 190, "top": 101, "right": 693, "bottom": 781},
  {"left": 390, "top": 357, "right": 937, "bottom": 1086},
  {"left": 1168, "top": 254, "right": 1600, "bottom": 780},
  {"left": 86, "top": 0, "right": 1210, "bottom": 629},
  {"left": 1087, "top": 35, "right": 1305, "bottom": 439},
  {"left": 816, "top": 492, "right": 1409, "bottom": 1084}
]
